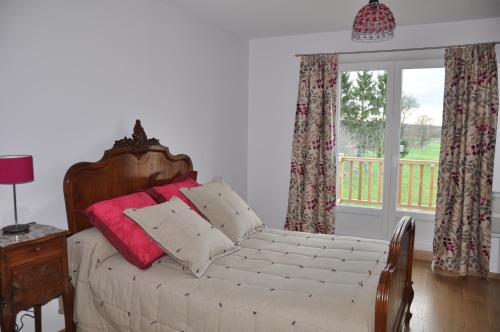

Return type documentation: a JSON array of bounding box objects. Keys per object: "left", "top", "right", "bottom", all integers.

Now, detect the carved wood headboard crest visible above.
[{"left": 113, "top": 119, "right": 160, "bottom": 152}]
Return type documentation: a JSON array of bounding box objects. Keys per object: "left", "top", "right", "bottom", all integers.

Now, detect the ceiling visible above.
[{"left": 168, "top": 0, "right": 500, "bottom": 38}]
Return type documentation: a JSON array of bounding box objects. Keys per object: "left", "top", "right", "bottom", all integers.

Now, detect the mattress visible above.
[{"left": 68, "top": 227, "right": 389, "bottom": 332}]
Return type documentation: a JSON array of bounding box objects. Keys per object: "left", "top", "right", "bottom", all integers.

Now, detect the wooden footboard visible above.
[{"left": 375, "top": 216, "right": 416, "bottom": 332}]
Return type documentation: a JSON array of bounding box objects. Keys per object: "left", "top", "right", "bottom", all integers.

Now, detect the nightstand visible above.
[{"left": 0, "top": 224, "right": 74, "bottom": 332}]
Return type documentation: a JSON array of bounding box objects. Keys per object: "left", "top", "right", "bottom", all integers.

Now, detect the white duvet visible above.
[{"left": 68, "top": 227, "right": 389, "bottom": 332}]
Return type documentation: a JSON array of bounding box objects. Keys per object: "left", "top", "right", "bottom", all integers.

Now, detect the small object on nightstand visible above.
[
  {"left": 0, "top": 155, "right": 35, "bottom": 234},
  {"left": 0, "top": 224, "right": 75, "bottom": 332}
]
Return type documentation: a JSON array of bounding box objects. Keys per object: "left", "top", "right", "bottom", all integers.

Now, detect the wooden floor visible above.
[{"left": 409, "top": 260, "right": 500, "bottom": 332}]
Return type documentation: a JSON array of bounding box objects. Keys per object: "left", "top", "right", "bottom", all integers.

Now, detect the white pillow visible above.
[
  {"left": 180, "top": 178, "right": 263, "bottom": 244},
  {"left": 123, "top": 196, "right": 237, "bottom": 278}
]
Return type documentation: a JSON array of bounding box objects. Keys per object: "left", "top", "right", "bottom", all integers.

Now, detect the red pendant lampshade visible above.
[
  {"left": 352, "top": 0, "right": 396, "bottom": 42},
  {"left": 0, "top": 155, "right": 34, "bottom": 184}
]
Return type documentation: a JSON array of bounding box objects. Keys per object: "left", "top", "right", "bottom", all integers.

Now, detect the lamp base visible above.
[{"left": 2, "top": 223, "right": 31, "bottom": 235}]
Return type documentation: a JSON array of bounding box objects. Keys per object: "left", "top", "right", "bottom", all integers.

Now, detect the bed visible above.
[{"left": 63, "top": 120, "right": 415, "bottom": 332}]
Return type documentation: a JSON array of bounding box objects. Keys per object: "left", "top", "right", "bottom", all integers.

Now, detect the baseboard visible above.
[
  {"left": 414, "top": 249, "right": 432, "bottom": 262},
  {"left": 489, "top": 272, "right": 500, "bottom": 279}
]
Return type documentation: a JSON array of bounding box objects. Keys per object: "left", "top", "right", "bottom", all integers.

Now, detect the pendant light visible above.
[{"left": 352, "top": 0, "right": 396, "bottom": 42}]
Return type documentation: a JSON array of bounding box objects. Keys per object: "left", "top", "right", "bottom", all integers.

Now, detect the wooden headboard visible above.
[{"left": 63, "top": 120, "right": 193, "bottom": 234}]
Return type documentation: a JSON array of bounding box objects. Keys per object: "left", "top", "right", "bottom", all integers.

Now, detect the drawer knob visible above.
[
  {"left": 34, "top": 246, "right": 42, "bottom": 252},
  {"left": 12, "top": 281, "right": 21, "bottom": 289}
]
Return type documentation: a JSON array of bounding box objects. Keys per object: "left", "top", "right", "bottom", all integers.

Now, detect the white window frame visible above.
[{"left": 336, "top": 58, "right": 445, "bottom": 238}]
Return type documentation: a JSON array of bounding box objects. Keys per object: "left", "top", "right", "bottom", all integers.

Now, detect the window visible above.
[
  {"left": 338, "top": 70, "right": 387, "bottom": 208},
  {"left": 337, "top": 61, "right": 445, "bottom": 215},
  {"left": 397, "top": 68, "right": 445, "bottom": 211}
]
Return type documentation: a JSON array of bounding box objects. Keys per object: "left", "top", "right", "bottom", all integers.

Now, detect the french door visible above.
[{"left": 335, "top": 59, "right": 445, "bottom": 242}]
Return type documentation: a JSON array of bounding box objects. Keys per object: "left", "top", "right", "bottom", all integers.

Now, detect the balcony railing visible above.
[{"left": 338, "top": 155, "right": 439, "bottom": 211}]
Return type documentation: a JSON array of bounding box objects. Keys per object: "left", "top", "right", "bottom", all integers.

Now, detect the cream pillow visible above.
[
  {"left": 180, "top": 178, "right": 263, "bottom": 244},
  {"left": 123, "top": 196, "right": 237, "bottom": 278}
]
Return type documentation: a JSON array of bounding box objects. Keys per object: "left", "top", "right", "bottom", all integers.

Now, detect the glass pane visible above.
[
  {"left": 338, "top": 70, "right": 387, "bottom": 208},
  {"left": 398, "top": 68, "right": 445, "bottom": 212}
]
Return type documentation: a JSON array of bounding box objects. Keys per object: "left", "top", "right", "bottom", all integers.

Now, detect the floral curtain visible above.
[
  {"left": 285, "top": 55, "right": 338, "bottom": 234},
  {"left": 433, "top": 44, "right": 499, "bottom": 276}
]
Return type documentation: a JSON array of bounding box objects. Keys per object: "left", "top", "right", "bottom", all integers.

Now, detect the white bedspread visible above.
[{"left": 68, "top": 227, "right": 389, "bottom": 332}]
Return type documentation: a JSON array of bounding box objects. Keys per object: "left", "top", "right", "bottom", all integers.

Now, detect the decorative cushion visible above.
[
  {"left": 145, "top": 177, "right": 201, "bottom": 214},
  {"left": 124, "top": 197, "right": 237, "bottom": 277},
  {"left": 86, "top": 192, "right": 165, "bottom": 269},
  {"left": 180, "top": 178, "right": 263, "bottom": 244}
]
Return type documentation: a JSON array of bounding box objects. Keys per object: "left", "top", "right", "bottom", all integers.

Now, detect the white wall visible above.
[
  {"left": 0, "top": 0, "right": 248, "bottom": 330},
  {"left": 248, "top": 18, "right": 500, "bottom": 253}
]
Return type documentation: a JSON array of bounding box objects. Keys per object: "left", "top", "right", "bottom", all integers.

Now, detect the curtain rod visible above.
[{"left": 294, "top": 41, "right": 500, "bottom": 57}]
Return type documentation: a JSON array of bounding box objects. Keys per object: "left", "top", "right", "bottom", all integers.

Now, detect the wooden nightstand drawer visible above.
[
  {"left": 5, "top": 236, "right": 63, "bottom": 264},
  {"left": 11, "top": 256, "right": 64, "bottom": 303}
]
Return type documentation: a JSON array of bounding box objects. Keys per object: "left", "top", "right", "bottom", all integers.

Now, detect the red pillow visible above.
[
  {"left": 146, "top": 178, "right": 201, "bottom": 213},
  {"left": 86, "top": 192, "right": 165, "bottom": 269}
]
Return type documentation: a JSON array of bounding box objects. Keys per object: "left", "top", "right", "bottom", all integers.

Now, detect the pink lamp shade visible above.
[{"left": 0, "top": 155, "right": 34, "bottom": 184}]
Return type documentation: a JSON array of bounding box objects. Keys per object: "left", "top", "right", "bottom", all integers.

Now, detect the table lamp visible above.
[{"left": 0, "top": 155, "right": 34, "bottom": 234}]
